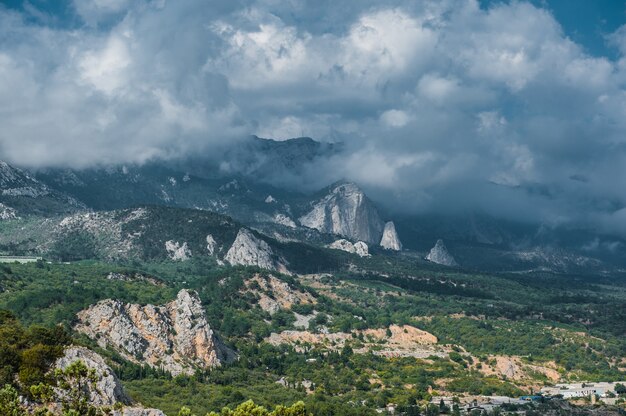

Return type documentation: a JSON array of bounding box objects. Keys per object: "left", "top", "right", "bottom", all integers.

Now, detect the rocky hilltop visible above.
[
  {"left": 380, "top": 221, "right": 402, "bottom": 251},
  {"left": 55, "top": 346, "right": 165, "bottom": 415},
  {"left": 328, "top": 239, "right": 370, "bottom": 257},
  {"left": 75, "top": 290, "right": 236, "bottom": 376},
  {"left": 299, "top": 182, "right": 384, "bottom": 243},
  {"left": 426, "top": 239, "right": 458, "bottom": 267},
  {"left": 225, "top": 228, "right": 288, "bottom": 272}
]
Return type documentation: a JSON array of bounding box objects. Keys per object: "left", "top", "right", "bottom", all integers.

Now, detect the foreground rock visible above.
[
  {"left": 299, "top": 182, "right": 385, "bottom": 243},
  {"left": 328, "top": 239, "right": 370, "bottom": 257},
  {"left": 380, "top": 221, "right": 402, "bottom": 251},
  {"left": 55, "top": 346, "right": 165, "bottom": 415},
  {"left": 225, "top": 228, "right": 288, "bottom": 272},
  {"left": 75, "top": 290, "right": 236, "bottom": 376},
  {"left": 426, "top": 239, "right": 458, "bottom": 267}
]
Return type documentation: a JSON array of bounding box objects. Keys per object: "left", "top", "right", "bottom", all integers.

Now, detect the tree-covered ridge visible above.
[{"left": 0, "top": 254, "right": 624, "bottom": 414}]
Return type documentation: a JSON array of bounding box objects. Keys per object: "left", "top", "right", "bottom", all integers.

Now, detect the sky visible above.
[{"left": 1, "top": 0, "right": 626, "bottom": 234}]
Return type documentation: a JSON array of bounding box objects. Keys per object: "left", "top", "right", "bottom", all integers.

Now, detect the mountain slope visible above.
[{"left": 0, "top": 161, "right": 84, "bottom": 216}]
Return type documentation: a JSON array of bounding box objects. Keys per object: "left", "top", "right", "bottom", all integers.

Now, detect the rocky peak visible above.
[
  {"left": 225, "top": 228, "right": 287, "bottom": 272},
  {"left": 426, "top": 239, "right": 458, "bottom": 267},
  {"left": 75, "top": 289, "right": 236, "bottom": 376},
  {"left": 299, "top": 182, "right": 384, "bottom": 243},
  {"left": 380, "top": 221, "right": 402, "bottom": 251}
]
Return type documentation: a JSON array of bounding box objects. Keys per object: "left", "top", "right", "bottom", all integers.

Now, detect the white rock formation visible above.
[
  {"left": 273, "top": 213, "right": 297, "bottom": 228},
  {"left": 75, "top": 290, "right": 236, "bottom": 376},
  {"left": 328, "top": 239, "right": 370, "bottom": 257},
  {"left": 225, "top": 228, "right": 284, "bottom": 271},
  {"left": 329, "top": 239, "right": 355, "bottom": 253},
  {"left": 426, "top": 239, "right": 458, "bottom": 267},
  {"left": 0, "top": 203, "right": 17, "bottom": 220},
  {"left": 55, "top": 347, "right": 166, "bottom": 415},
  {"left": 299, "top": 182, "right": 385, "bottom": 243},
  {"left": 165, "top": 240, "right": 191, "bottom": 261},
  {"left": 206, "top": 234, "right": 217, "bottom": 255},
  {"left": 354, "top": 241, "right": 370, "bottom": 257},
  {"left": 380, "top": 221, "right": 402, "bottom": 251}
]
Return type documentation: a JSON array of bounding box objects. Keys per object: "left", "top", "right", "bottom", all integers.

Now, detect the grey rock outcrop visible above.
[
  {"left": 426, "top": 239, "right": 458, "bottom": 267},
  {"left": 225, "top": 228, "right": 287, "bottom": 272},
  {"left": 273, "top": 213, "right": 297, "bottom": 228},
  {"left": 328, "top": 239, "right": 370, "bottom": 257},
  {"left": 206, "top": 234, "right": 217, "bottom": 255},
  {"left": 75, "top": 290, "right": 236, "bottom": 376},
  {"left": 299, "top": 182, "right": 384, "bottom": 243},
  {"left": 55, "top": 346, "right": 131, "bottom": 407},
  {"left": 165, "top": 240, "right": 191, "bottom": 261},
  {"left": 353, "top": 241, "right": 370, "bottom": 257},
  {"left": 0, "top": 202, "right": 17, "bottom": 220},
  {"left": 55, "top": 346, "right": 165, "bottom": 415},
  {"left": 380, "top": 221, "right": 402, "bottom": 251}
]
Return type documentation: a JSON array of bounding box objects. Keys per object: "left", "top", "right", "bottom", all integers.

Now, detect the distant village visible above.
[{"left": 380, "top": 381, "right": 626, "bottom": 414}]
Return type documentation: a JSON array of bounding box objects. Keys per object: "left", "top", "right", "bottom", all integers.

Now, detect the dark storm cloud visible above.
[{"left": 2, "top": 0, "right": 626, "bottom": 234}]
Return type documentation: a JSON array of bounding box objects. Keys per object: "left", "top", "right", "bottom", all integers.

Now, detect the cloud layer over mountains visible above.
[{"left": 2, "top": 0, "right": 626, "bottom": 232}]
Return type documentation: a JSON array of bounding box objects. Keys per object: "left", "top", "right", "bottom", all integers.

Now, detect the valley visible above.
[{"left": 0, "top": 137, "right": 625, "bottom": 415}]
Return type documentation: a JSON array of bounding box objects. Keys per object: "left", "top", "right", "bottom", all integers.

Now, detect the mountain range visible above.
[{"left": 1, "top": 135, "right": 625, "bottom": 274}]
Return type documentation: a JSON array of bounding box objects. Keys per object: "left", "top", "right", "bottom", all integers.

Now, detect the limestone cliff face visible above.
[
  {"left": 225, "top": 228, "right": 288, "bottom": 272},
  {"left": 55, "top": 346, "right": 165, "bottom": 415},
  {"left": 75, "top": 290, "right": 236, "bottom": 376},
  {"left": 328, "top": 239, "right": 370, "bottom": 257},
  {"left": 426, "top": 239, "right": 458, "bottom": 267},
  {"left": 299, "top": 182, "right": 384, "bottom": 243},
  {"left": 380, "top": 221, "right": 402, "bottom": 251}
]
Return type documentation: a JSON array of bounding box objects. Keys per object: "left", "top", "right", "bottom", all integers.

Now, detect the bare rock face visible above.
[
  {"left": 75, "top": 290, "right": 236, "bottom": 376},
  {"left": 165, "top": 240, "right": 191, "bottom": 261},
  {"left": 353, "top": 241, "right": 370, "bottom": 257},
  {"left": 273, "top": 213, "right": 297, "bottom": 228},
  {"left": 0, "top": 202, "right": 17, "bottom": 220},
  {"left": 241, "top": 274, "right": 316, "bottom": 315},
  {"left": 380, "top": 221, "right": 402, "bottom": 251},
  {"left": 55, "top": 347, "right": 166, "bottom": 415},
  {"left": 299, "top": 182, "right": 384, "bottom": 243},
  {"left": 225, "top": 228, "right": 287, "bottom": 272},
  {"left": 206, "top": 234, "right": 217, "bottom": 255},
  {"left": 426, "top": 239, "right": 458, "bottom": 267},
  {"left": 55, "top": 346, "right": 131, "bottom": 407},
  {"left": 328, "top": 239, "right": 370, "bottom": 257}
]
